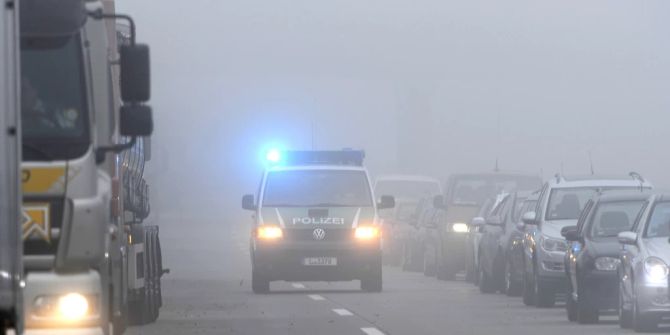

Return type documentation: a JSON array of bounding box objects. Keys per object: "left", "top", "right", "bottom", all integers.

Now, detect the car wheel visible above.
[
  {"left": 478, "top": 263, "right": 496, "bottom": 294},
  {"left": 566, "top": 290, "right": 577, "bottom": 322},
  {"left": 522, "top": 269, "right": 535, "bottom": 306},
  {"left": 632, "top": 288, "right": 657, "bottom": 332},
  {"left": 504, "top": 257, "right": 522, "bottom": 296},
  {"left": 577, "top": 295, "right": 599, "bottom": 324},
  {"left": 619, "top": 282, "right": 632, "bottom": 329},
  {"left": 401, "top": 242, "right": 411, "bottom": 271},
  {"left": 533, "top": 266, "right": 555, "bottom": 308},
  {"left": 251, "top": 267, "right": 270, "bottom": 294},
  {"left": 423, "top": 246, "right": 436, "bottom": 277}
]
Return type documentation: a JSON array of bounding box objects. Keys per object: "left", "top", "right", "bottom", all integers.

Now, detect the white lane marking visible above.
[
  {"left": 308, "top": 294, "right": 325, "bottom": 301},
  {"left": 332, "top": 308, "right": 353, "bottom": 316},
  {"left": 292, "top": 283, "right": 306, "bottom": 289},
  {"left": 361, "top": 328, "right": 385, "bottom": 335}
]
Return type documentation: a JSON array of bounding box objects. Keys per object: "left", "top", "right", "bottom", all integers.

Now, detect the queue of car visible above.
[{"left": 376, "top": 172, "right": 669, "bottom": 332}]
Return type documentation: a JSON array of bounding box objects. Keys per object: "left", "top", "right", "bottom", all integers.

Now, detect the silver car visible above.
[{"left": 618, "top": 194, "right": 670, "bottom": 332}]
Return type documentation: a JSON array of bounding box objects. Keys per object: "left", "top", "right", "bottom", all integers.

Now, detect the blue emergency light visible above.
[{"left": 264, "top": 149, "right": 365, "bottom": 166}]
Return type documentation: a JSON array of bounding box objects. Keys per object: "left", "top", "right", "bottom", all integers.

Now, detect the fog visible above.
[{"left": 116, "top": 0, "right": 670, "bottom": 221}]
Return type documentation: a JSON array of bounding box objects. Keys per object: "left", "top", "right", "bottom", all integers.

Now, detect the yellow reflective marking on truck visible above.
[
  {"left": 22, "top": 203, "right": 51, "bottom": 242},
  {"left": 21, "top": 167, "right": 66, "bottom": 193}
]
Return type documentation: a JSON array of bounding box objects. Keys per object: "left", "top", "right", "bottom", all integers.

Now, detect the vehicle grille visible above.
[
  {"left": 23, "top": 197, "right": 65, "bottom": 256},
  {"left": 283, "top": 228, "right": 353, "bottom": 242}
]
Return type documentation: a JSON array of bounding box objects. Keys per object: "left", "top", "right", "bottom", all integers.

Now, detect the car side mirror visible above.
[
  {"left": 618, "top": 231, "right": 638, "bottom": 246},
  {"left": 242, "top": 194, "right": 256, "bottom": 211},
  {"left": 120, "top": 44, "right": 151, "bottom": 103},
  {"left": 433, "top": 195, "right": 445, "bottom": 209},
  {"left": 378, "top": 195, "right": 395, "bottom": 210},
  {"left": 560, "top": 225, "right": 579, "bottom": 242},
  {"left": 470, "top": 217, "right": 486, "bottom": 227},
  {"left": 120, "top": 105, "right": 153, "bottom": 137},
  {"left": 522, "top": 211, "right": 538, "bottom": 225},
  {"left": 486, "top": 216, "right": 503, "bottom": 226}
]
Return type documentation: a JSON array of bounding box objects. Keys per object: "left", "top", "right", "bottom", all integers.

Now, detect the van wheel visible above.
[
  {"left": 252, "top": 267, "right": 270, "bottom": 294},
  {"left": 361, "top": 262, "right": 383, "bottom": 292}
]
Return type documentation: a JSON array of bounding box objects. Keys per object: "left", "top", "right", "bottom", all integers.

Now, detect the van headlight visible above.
[
  {"left": 594, "top": 257, "right": 620, "bottom": 271},
  {"left": 33, "top": 293, "right": 97, "bottom": 320},
  {"left": 644, "top": 257, "right": 669, "bottom": 283},
  {"left": 541, "top": 237, "right": 567, "bottom": 253}
]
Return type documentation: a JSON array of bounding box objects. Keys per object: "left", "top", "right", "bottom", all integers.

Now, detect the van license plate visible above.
[{"left": 303, "top": 257, "right": 337, "bottom": 266}]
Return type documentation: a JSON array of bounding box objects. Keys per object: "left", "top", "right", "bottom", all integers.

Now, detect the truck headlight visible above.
[
  {"left": 355, "top": 226, "right": 380, "bottom": 240},
  {"left": 451, "top": 223, "right": 469, "bottom": 233},
  {"left": 541, "top": 237, "right": 567, "bottom": 253},
  {"left": 33, "top": 293, "right": 97, "bottom": 320},
  {"left": 257, "top": 226, "right": 283, "bottom": 239},
  {"left": 594, "top": 257, "right": 620, "bottom": 271},
  {"left": 644, "top": 257, "right": 669, "bottom": 283},
  {"left": 58, "top": 293, "right": 90, "bottom": 320}
]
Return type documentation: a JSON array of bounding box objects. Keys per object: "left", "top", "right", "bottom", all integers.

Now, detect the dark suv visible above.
[
  {"left": 476, "top": 191, "right": 538, "bottom": 295},
  {"left": 561, "top": 192, "right": 650, "bottom": 324}
]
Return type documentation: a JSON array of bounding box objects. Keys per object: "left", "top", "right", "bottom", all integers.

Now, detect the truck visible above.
[
  {"left": 19, "top": 0, "right": 161, "bottom": 333},
  {"left": 0, "top": 0, "right": 23, "bottom": 333}
]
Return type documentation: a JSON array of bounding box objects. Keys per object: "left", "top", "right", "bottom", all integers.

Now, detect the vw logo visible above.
[{"left": 312, "top": 228, "right": 326, "bottom": 241}]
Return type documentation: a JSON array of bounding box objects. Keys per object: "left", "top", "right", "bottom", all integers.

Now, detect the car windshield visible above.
[
  {"left": 263, "top": 170, "right": 372, "bottom": 207},
  {"left": 375, "top": 180, "right": 440, "bottom": 200},
  {"left": 588, "top": 201, "right": 644, "bottom": 238},
  {"left": 645, "top": 202, "right": 670, "bottom": 238},
  {"left": 21, "top": 35, "right": 88, "bottom": 147},
  {"left": 546, "top": 188, "right": 598, "bottom": 221},
  {"left": 449, "top": 176, "right": 539, "bottom": 206}
]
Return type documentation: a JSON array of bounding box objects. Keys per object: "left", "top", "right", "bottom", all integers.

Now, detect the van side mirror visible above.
[
  {"left": 618, "top": 231, "right": 638, "bottom": 246},
  {"left": 242, "top": 194, "right": 256, "bottom": 211},
  {"left": 120, "top": 44, "right": 151, "bottom": 103},
  {"left": 378, "top": 195, "right": 395, "bottom": 210},
  {"left": 560, "top": 225, "right": 579, "bottom": 242},
  {"left": 120, "top": 105, "right": 153, "bottom": 137},
  {"left": 433, "top": 195, "right": 445, "bottom": 209},
  {"left": 522, "top": 211, "right": 538, "bottom": 225}
]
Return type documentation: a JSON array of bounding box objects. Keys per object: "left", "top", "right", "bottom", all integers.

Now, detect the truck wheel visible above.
[
  {"left": 252, "top": 267, "right": 270, "bottom": 294},
  {"left": 361, "top": 262, "right": 383, "bottom": 292}
]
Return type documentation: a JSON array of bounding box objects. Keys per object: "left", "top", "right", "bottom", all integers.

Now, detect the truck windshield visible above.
[
  {"left": 374, "top": 180, "right": 440, "bottom": 200},
  {"left": 263, "top": 170, "right": 373, "bottom": 207},
  {"left": 20, "top": 34, "right": 89, "bottom": 160},
  {"left": 589, "top": 201, "right": 644, "bottom": 238}
]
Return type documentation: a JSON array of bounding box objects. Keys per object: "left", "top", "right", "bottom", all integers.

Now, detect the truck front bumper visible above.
[
  {"left": 23, "top": 270, "right": 105, "bottom": 332},
  {"left": 253, "top": 240, "right": 381, "bottom": 281}
]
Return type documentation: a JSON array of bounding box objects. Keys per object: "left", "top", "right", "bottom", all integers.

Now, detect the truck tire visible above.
[
  {"left": 361, "top": 262, "right": 383, "bottom": 292},
  {"left": 252, "top": 267, "right": 270, "bottom": 294}
]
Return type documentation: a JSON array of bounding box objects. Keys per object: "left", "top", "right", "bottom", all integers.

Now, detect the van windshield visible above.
[{"left": 263, "top": 170, "right": 373, "bottom": 207}]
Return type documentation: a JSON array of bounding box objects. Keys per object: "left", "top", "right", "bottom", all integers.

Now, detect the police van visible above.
[{"left": 242, "top": 150, "right": 395, "bottom": 293}]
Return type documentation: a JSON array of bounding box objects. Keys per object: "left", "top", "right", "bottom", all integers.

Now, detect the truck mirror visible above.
[
  {"left": 378, "top": 195, "right": 395, "bottom": 210},
  {"left": 120, "top": 105, "right": 153, "bottom": 137},
  {"left": 120, "top": 44, "right": 151, "bottom": 103},
  {"left": 242, "top": 194, "right": 256, "bottom": 211}
]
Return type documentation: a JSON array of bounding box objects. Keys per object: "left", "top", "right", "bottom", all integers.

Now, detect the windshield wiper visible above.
[{"left": 23, "top": 143, "right": 55, "bottom": 161}]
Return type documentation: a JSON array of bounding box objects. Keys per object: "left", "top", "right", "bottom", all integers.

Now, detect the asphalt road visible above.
[{"left": 126, "top": 218, "right": 667, "bottom": 335}]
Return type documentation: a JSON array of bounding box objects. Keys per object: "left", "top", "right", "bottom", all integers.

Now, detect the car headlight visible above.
[
  {"left": 594, "top": 257, "right": 620, "bottom": 271},
  {"left": 257, "top": 225, "right": 283, "bottom": 239},
  {"left": 541, "top": 237, "right": 568, "bottom": 252},
  {"left": 451, "top": 223, "right": 469, "bottom": 233},
  {"left": 355, "top": 226, "right": 380, "bottom": 240},
  {"left": 33, "top": 293, "right": 97, "bottom": 320},
  {"left": 644, "top": 257, "right": 669, "bottom": 283}
]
